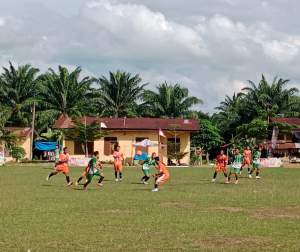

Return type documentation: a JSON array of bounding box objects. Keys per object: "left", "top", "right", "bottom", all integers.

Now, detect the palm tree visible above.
[
  {"left": 97, "top": 71, "right": 147, "bottom": 117},
  {"left": 243, "top": 75, "right": 299, "bottom": 122},
  {"left": 39, "top": 66, "right": 96, "bottom": 119},
  {"left": 0, "top": 62, "right": 40, "bottom": 126},
  {"left": 141, "top": 83, "right": 202, "bottom": 118}
]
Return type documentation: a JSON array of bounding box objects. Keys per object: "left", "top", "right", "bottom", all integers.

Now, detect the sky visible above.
[{"left": 0, "top": 0, "right": 300, "bottom": 113}]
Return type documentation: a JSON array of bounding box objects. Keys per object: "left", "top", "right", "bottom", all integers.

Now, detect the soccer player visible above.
[
  {"left": 248, "top": 146, "right": 262, "bottom": 179},
  {"left": 212, "top": 149, "right": 228, "bottom": 183},
  {"left": 75, "top": 165, "right": 89, "bottom": 185},
  {"left": 228, "top": 148, "right": 242, "bottom": 184},
  {"left": 46, "top": 147, "right": 72, "bottom": 186},
  {"left": 83, "top": 151, "right": 105, "bottom": 191},
  {"left": 241, "top": 146, "right": 252, "bottom": 174},
  {"left": 141, "top": 152, "right": 157, "bottom": 184},
  {"left": 152, "top": 157, "right": 169, "bottom": 192},
  {"left": 113, "top": 145, "right": 124, "bottom": 182}
]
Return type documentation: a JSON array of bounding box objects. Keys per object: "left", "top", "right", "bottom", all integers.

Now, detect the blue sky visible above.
[{"left": 0, "top": 0, "right": 299, "bottom": 112}]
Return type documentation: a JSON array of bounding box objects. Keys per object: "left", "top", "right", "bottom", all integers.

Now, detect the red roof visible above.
[
  {"left": 271, "top": 117, "right": 300, "bottom": 126},
  {"left": 4, "top": 127, "right": 32, "bottom": 137},
  {"left": 53, "top": 115, "right": 199, "bottom": 132},
  {"left": 275, "top": 142, "right": 296, "bottom": 150}
]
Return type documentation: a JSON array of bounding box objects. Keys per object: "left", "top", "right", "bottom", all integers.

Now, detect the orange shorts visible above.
[
  {"left": 215, "top": 164, "right": 227, "bottom": 172},
  {"left": 243, "top": 158, "right": 251, "bottom": 166},
  {"left": 156, "top": 174, "right": 169, "bottom": 185},
  {"left": 114, "top": 162, "right": 123, "bottom": 172},
  {"left": 55, "top": 164, "right": 69, "bottom": 175}
]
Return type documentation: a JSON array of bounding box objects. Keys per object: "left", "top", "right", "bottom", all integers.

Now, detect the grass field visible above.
[{"left": 0, "top": 164, "right": 300, "bottom": 252}]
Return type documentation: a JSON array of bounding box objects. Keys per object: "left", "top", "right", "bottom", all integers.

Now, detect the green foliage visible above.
[
  {"left": 98, "top": 71, "right": 147, "bottom": 117},
  {"left": 214, "top": 75, "right": 300, "bottom": 143},
  {"left": 0, "top": 62, "right": 40, "bottom": 126},
  {"left": 0, "top": 106, "right": 11, "bottom": 130},
  {"left": 39, "top": 66, "right": 96, "bottom": 118},
  {"left": 141, "top": 82, "right": 202, "bottom": 118},
  {"left": 237, "top": 118, "right": 268, "bottom": 141},
  {"left": 243, "top": 75, "right": 298, "bottom": 120},
  {"left": 39, "top": 129, "right": 64, "bottom": 142},
  {"left": 192, "top": 119, "right": 223, "bottom": 152},
  {"left": 10, "top": 146, "right": 26, "bottom": 161}
]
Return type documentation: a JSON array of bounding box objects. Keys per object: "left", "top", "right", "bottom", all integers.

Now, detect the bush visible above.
[{"left": 10, "top": 146, "right": 26, "bottom": 162}]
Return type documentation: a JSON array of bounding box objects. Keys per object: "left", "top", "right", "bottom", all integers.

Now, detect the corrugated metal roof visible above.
[
  {"left": 271, "top": 117, "right": 300, "bottom": 126},
  {"left": 53, "top": 115, "right": 199, "bottom": 132},
  {"left": 4, "top": 127, "right": 32, "bottom": 137}
]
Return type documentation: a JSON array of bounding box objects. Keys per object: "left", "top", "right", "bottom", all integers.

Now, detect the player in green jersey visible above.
[
  {"left": 83, "top": 151, "right": 104, "bottom": 191},
  {"left": 228, "top": 148, "right": 242, "bottom": 184},
  {"left": 140, "top": 152, "right": 157, "bottom": 184},
  {"left": 248, "top": 146, "right": 262, "bottom": 179}
]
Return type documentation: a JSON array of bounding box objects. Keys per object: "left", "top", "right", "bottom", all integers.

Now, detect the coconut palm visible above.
[
  {"left": 97, "top": 71, "right": 147, "bottom": 117},
  {"left": 39, "top": 66, "right": 96, "bottom": 119},
  {"left": 141, "top": 82, "right": 202, "bottom": 118},
  {"left": 243, "top": 75, "right": 299, "bottom": 122},
  {"left": 0, "top": 62, "right": 40, "bottom": 126}
]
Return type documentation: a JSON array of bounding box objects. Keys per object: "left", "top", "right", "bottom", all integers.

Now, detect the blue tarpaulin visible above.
[
  {"left": 133, "top": 152, "right": 148, "bottom": 161},
  {"left": 35, "top": 141, "right": 58, "bottom": 151}
]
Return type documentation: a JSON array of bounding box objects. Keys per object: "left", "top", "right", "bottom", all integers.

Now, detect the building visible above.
[
  {"left": 3, "top": 127, "right": 32, "bottom": 160},
  {"left": 53, "top": 116, "right": 199, "bottom": 165},
  {"left": 270, "top": 118, "right": 300, "bottom": 158}
]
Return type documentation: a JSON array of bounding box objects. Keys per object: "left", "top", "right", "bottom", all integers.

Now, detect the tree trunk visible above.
[
  {"left": 206, "top": 152, "right": 209, "bottom": 164},
  {"left": 85, "top": 141, "right": 88, "bottom": 157}
]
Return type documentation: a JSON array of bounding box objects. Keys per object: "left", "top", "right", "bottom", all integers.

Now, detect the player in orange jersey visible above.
[
  {"left": 212, "top": 149, "right": 229, "bottom": 183},
  {"left": 113, "top": 145, "right": 124, "bottom": 182},
  {"left": 152, "top": 157, "right": 170, "bottom": 192},
  {"left": 241, "top": 146, "right": 252, "bottom": 174},
  {"left": 46, "top": 147, "right": 72, "bottom": 186}
]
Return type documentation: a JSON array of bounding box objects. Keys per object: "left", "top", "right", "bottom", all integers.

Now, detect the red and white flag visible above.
[
  {"left": 100, "top": 122, "right": 107, "bottom": 128},
  {"left": 159, "top": 128, "right": 166, "bottom": 138}
]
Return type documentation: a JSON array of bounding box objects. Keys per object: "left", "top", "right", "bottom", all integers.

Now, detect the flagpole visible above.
[{"left": 158, "top": 131, "right": 161, "bottom": 161}]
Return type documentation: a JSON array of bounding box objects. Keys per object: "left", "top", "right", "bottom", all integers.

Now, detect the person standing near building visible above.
[{"left": 113, "top": 145, "right": 124, "bottom": 182}]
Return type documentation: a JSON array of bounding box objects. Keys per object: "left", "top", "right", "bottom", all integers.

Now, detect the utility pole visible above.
[{"left": 30, "top": 102, "right": 36, "bottom": 160}]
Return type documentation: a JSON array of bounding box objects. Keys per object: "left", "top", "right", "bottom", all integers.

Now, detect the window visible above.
[
  {"left": 74, "top": 141, "right": 94, "bottom": 155},
  {"left": 104, "top": 137, "right": 118, "bottom": 156},
  {"left": 167, "top": 138, "right": 181, "bottom": 155},
  {"left": 135, "top": 137, "right": 149, "bottom": 154}
]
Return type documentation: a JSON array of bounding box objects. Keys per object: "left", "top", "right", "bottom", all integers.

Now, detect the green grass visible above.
[{"left": 0, "top": 164, "right": 300, "bottom": 251}]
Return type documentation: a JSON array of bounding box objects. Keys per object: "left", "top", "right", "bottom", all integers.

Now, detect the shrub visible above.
[{"left": 10, "top": 146, "right": 26, "bottom": 162}]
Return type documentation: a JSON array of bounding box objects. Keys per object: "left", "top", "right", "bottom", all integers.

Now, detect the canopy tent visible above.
[{"left": 34, "top": 141, "right": 58, "bottom": 151}]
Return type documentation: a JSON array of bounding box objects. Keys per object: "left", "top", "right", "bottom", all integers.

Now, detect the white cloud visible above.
[
  {"left": 81, "top": 0, "right": 207, "bottom": 58},
  {"left": 0, "top": 0, "right": 300, "bottom": 112},
  {"left": 263, "top": 37, "right": 300, "bottom": 62},
  {"left": 0, "top": 17, "right": 5, "bottom": 27}
]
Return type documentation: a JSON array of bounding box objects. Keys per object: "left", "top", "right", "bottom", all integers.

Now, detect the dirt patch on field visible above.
[
  {"left": 191, "top": 236, "right": 274, "bottom": 250},
  {"left": 160, "top": 202, "right": 198, "bottom": 209},
  {"left": 209, "top": 206, "right": 245, "bottom": 213},
  {"left": 250, "top": 206, "right": 300, "bottom": 220}
]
